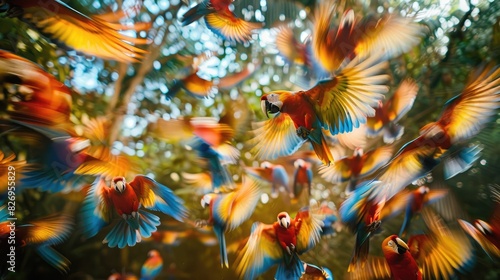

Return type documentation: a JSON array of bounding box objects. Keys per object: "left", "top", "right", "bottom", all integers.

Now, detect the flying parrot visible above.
[
  {"left": 317, "top": 201, "right": 340, "bottom": 237},
  {"left": 235, "top": 208, "right": 323, "bottom": 280},
  {"left": 252, "top": 52, "right": 389, "bottom": 165},
  {"left": 312, "top": 0, "right": 423, "bottom": 73},
  {"left": 244, "top": 161, "right": 290, "bottom": 198},
  {"left": 140, "top": 250, "right": 163, "bottom": 280},
  {"left": 301, "top": 262, "right": 334, "bottom": 280},
  {"left": 347, "top": 209, "right": 475, "bottom": 279},
  {"left": 319, "top": 146, "right": 393, "bottom": 194},
  {"left": 388, "top": 185, "right": 449, "bottom": 237},
  {"left": 366, "top": 79, "right": 419, "bottom": 144},
  {"left": 0, "top": 206, "right": 73, "bottom": 274},
  {"left": 80, "top": 176, "right": 187, "bottom": 248},
  {"left": 1, "top": 0, "right": 149, "bottom": 62},
  {"left": 180, "top": 0, "right": 262, "bottom": 43},
  {"left": 458, "top": 185, "right": 500, "bottom": 258},
  {"left": 339, "top": 181, "right": 388, "bottom": 271},
  {"left": 292, "top": 159, "right": 313, "bottom": 202},
  {"left": 200, "top": 177, "right": 262, "bottom": 267},
  {"left": 0, "top": 49, "right": 72, "bottom": 129},
  {"left": 368, "top": 63, "right": 500, "bottom": 203}
]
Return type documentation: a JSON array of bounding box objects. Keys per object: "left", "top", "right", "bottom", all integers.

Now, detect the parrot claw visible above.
[
  {"left": 195, "top": 219, "right": 208, "bottom": 228},
  {"left": 367, "top": 220, "right": 382, "bottom": 233},
  {"left": 296, "top": 126, "right": 310, "bottom": 139},
  {"left": 286, "top": 243, "right": 296, "bottom": 255},
  {"left": 122, "top": 214, "right": 127, "bottom": 220},
  {"left": 131, "top": 211, "right": 137, "bottom": 218}
]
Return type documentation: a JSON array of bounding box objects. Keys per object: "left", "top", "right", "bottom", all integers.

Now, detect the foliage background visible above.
[{"left": 1, "top": 0, "right": 500, "bottom": 279}]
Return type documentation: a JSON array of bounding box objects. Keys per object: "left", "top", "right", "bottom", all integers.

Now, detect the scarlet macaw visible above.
[
  {"left": 235, "top": 208, "right": 323, "bottom": 280},
  {"left": 368, "top": 64, "right": 500, "bottom": 203},
  {"left": 0, "top": 206, "right": 73, "bottom": 274},
  {"left": 366, "top": 79, "right": 419, "bottom": 144},
  {"left": 180, "top": 0, "right": 262, "bottom": 43},
  {"left": 458, "top": 185, "right": 500, "bottom": 258},
  {"left": 252, "top": 52, "right": 389, "bottom": 165},
  {"left": 348, "top": 209, "right": 475, "bottom": 279},
  {"left": 292, "top": 159, "right": 313, "bottom": 202},
  {"left": 81, "top": 176, "right": 187, "bottom": 248},
  {"left": 200, "top": 177, "right": 262, "bottom": 267},
  {"left": 312, "top": 0, "right": 422, "bottom": 73},
  {"left": 319, "top": 146, "right": 393, "bottom": 194},
  {"left": 1, "top": 0, "right": 149, "bottom": 62},
  {"left": 245, "top": 161, "right": 290, "bottom": 198},
  {"left": 141, "top": 250, "right": 163, "bottom": 280}
]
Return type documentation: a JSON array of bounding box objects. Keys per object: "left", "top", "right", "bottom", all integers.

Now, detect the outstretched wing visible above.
[
  {"left": 346, "top": 256, "right": 392, "bottom": 280},
  {"left": 440, "top": 64, "right": 500, "bottom": 143},
  {"left": 295, "top": 208, "right": 324, "bottom": 254},
  {"left": 80, "top": 177, "right": 112, "bottom": 238},
  {"left": 204, "top": 12, "right": 262, "bottom": 43},
  {"left": 306, "top": 52, "right": 389, "bottom": 135},
  {"left": 129, "top": 175, "right": 188, "bottom": 222},
  {"left": 385, "top": 79, "right": 419, "bottom": 123},
  {"left": 250, "top": 113, "right": 307, "bottom": 160},
  {"left": 458, "top": 219, "right": 500, "bottom": 258},
  {"left": 359, "top": 146, "right": 393, "bottom": 178},
  {"left": 235, "top": 222, "right": 282, "bottom": 280},
  {"left": 12, "top": 1, "right": 149, "bottom": 62},
  {"left": 215, "top": 177, "right": 262, "bottom": 231},
  {"left": 318, "top": 156, "right": 352, "bottom": 183}
]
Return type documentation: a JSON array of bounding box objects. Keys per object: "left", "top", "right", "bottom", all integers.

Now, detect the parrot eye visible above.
[{"left": 388, "top": 240, "right": 395, "bottom": 247}]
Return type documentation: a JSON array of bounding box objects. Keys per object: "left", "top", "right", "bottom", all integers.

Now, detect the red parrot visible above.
[
  {"left": 368, "top": 64, "right": 500, "bottom": 203},
  {"left": 235, "top": 208, "right": 323, "bottom": 280},
  {"left": 141, "top": 250, "right": 163, "bottom": 280},
  {"left": 319, "top": 146, "right": 393, "bottom": 194},
  {"left": 458, "top": 185, "right": 500, "bottom": 258},
  {"left": 0, "top": 206, "right": 73, "bottom": 274},
  {"left": 0, "top": 49, "right": 72, "bottom": 129},
  {"left": 366, "top": 79, "right": 419, "bottom": 143},
  {"left": 2, "top": 0, "right": 149, "bottom": 62},
  {"left": 81, "top": 176, "right": 187, "bottom": 248},
  {"left": 244, "top": 161, "right": 290, "bottom": 198},
  {"left": 252, "top": 52, "right": 389, "bottom": 165},
  {"left": 180, "top": 0, "right": 262, "bottom": 43},
  {"left": 292, "top": 159, "right": 313, "bottom": 202},
  {"left": 347, "top": 209, "right": 475, "bottom": 279},
  {"left": 313, "top": 0, "right": 422, "bottom": 72}
]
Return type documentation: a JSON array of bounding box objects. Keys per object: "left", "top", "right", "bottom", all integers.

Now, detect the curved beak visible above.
[
  {"left": 280, "top": 217, "right": 289, "bottom": 228},
  {"left": 261, "top": 99, "right": 269, "bottom": 118},
  {"left": 395, "top": 237, "right": 409, "bottom": 254}
]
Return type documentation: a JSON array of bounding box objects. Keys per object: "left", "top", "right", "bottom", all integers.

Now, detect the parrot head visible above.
[
  {"left": 261, "top": 161, "right": 273, "bottom": 169},
  {"left": 277, "top": 212, "right": 291, "bottom": 228},
  {"left": 417, "top": 186, "right": 430, "bottom": 194},
  {"left": 147, "top": 249, "right": 161, "bottom": 258},
  {"left": 384, "top": 234, "right": 410, "bottom": 255},
  {"left": 111, "top": 177, "right": 126, "bottom": 193},
  {"left": 475, "top": 219, "right": 493, "bottom": 235},
  {"left": 201, "top": 194, "right": 215, "bottom": 208},
  {"left": 260, "top": 92, "right": 285, "bottom": 118},
  {"left": 353, "top": 147, "right": 364, "bottom": 157}
]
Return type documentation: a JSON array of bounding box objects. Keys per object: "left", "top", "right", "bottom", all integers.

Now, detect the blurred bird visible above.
[
  {"left": 81, "top": 176, "right": 187, "bottom": 248},
  {"left": 200, "top": 177, "right": 262, "bottom": 267},
  {"left": 148, "top": 227, "right": 218, "bottom": 247},
  {"left": 0, "top": 49, "right": 72, "bottom": 129},
  {"left": 340, "top": 181, "right": 387, "bottom": 271},
  {"left": 251, "top": 52, "right": 389, "bottom": 165},
  {"left": 319, "top": 146, "right": 393, "bottom": 194},
  {"left": 301, "top": 262, "right": 334, "bottom": 280},
  {"left": 180, "top": 0, "right": 262, "bottom": 43},
  {"left": 318, "top": 201, "right": 340, "bottom": 237},
  {"left": 0, "top": 206, "right": 73, "bottom": 274},
  {"left": 292, "top": 159, "right": 313, "bottom": 202},
  {"left": 458, "top": 185, "right": 500, "bottom": 258},
  {"left": 368, "top": 64, "right": 500, "bottom": 203},
  {"left": 366, "top": 79, "right": 419, "bottom": 144},
  {"left": 244, "top": 161, "right": 290, "bottom": 198},
  {"left": 312, "top": 0, "right": 422, "bottom": 72},
  {"left": 235, "top": 208, "right": 323, "bottom": 280},
  {"left": 348, "top": 209, "right": 475, "bottom": 279},
  {"left": 1, "top": 0, "right": 149, "bottom": 62},
  {"left": 388, "top": 185, "right": 449, "bottom": 237},
  {"left": 141, "top": 250, "right": 163, "bottom": 280}
]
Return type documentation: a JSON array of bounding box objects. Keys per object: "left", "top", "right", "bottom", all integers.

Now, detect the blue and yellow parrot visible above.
[
  {"left": 1, "top": 0, "right": 149, "bottom": 62},
  {"left": 252, "top": 52, "right": 389, "bottom": 165},
  {"left": 140, "top": 250, "right": 163, "bottom": 280},
  {"left": 180, "top": 0, "right": 262, "bottom": 43},
  {"left": 200, "top": 177, "right": 262, "bottom": 267},
  {"left": 368, "top": 64, "right": 500, "bottom": 203},
  {"left": 235, "top": 208, "right": 323, "bottom": 280},
  {"left": 80, "top": 176, "right": 187, "bottom": 248},
  {"left": 245, "top": 161, "right": 290, "bottom": 198}
]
